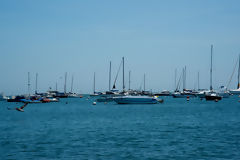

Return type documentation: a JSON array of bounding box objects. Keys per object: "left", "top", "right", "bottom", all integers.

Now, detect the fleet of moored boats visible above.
[
  {"left": 1, "top": 86, "right": 240, "bottom": 105},
  {"left": 1, "top": 45, "right": 240, "bottom": 104}
]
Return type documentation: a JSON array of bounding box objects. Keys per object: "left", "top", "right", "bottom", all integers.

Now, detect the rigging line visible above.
[
  {"left": 112, "top": 59, "right": 123, "bottom": 89},
  {"left": 226, "top": 57, "right": 238, "bottom": 89},
  {"left": 139, "top": 76, "right": 144, "bottom": 91},
  {"left": 176, "top": 70, "right": 183, "bottom": 91}
]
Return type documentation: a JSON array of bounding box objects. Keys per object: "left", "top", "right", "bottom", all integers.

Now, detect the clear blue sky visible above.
[{"left": 1, "top": 0, "right": 240, "bottom": 95}]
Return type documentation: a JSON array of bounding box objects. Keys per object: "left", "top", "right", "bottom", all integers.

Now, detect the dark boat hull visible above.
[
  {"left": 205, "top": 95, "right": 222, "bottom": 101},
  {"left": 7, "top": 96, "right": 25, "bottom": 102},
  {"left": 7, "top": 99, "right": 22, "bottom": 102},
  {"left": 113, "top": 96, "right": 158, "bottom": 104}
]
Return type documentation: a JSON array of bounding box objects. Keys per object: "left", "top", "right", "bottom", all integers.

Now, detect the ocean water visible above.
[{"left": 0, "top": 96, "right": 240, "bottom": 160}]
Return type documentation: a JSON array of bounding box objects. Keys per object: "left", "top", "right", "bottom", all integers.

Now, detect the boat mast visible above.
[
  {"left": 175, "top": 70, "right": 183, "bottom": 92},
  {"left": 198, "top": 71, "right": 200, "bottom": 91},
  {"left": 174, "top": 69, "right": 177, "bottom": 90},
  {"left": 129, "top": 70, "right": 131, "bottom": 90},
  {"left": 184, "top": 66, "right": 186, "bottom": 90},
  {"left": 71, "top": 74, "right": 74, "bottom": 93},
  {"left": 64, "top": 72, "right": 67, "bottom": 94},
  {"left": 238, "top": 54, "right": 240, "bottom": 89},
  {"left": 184, "top": 66, "right": 187, "bottom": 89},
  {"left": 210, "top": 45, "right": 213, "bottom": 91},
  {"left": 182, "top": 68, "right": 185, "bottom": 91},
  {"left": 112, "top": 59, "right": 122, "bottom": 89},
  {"left": 93, "top": 72, "right": 96, "bottom": 94},
  {"left": 109, "top": 61, "right": 111, "bottom": 91},
  {"left": 122, "top": 57, "right": 125, "bottom": 92},
  {"left": 144, "top": 73, "right": 146, "bottom": 91},
  {"left": 35, "top": 73, "right": 38, "bottom": 94},
  {"left": 28, "top": 72, "right": 30, "bottom": 96}
]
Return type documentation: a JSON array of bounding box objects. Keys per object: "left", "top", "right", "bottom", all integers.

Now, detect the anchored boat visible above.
[
  {"left": 229, "top": 54, "right": 240, "bottom": 95},
  {"left": 113, "top": 96, "right": 160, "bottom": 104},
  {"left": 205, "top": 92, "right": 222, "bottom": 101},
  {"left": 205, "top": 45, "right": 222, "bottom": 101}
]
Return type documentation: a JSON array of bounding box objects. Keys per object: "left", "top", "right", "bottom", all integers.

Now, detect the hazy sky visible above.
[{"left": 1, "top": 0, "right": 240, "bottom": 95}]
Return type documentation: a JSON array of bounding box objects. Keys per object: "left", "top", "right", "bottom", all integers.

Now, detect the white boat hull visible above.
[
  {"left": 172, "top": 92, "right": 195, "bottom": 98},
  {"left": 229, "top": 89, "right": 240, "bottom": 95}
]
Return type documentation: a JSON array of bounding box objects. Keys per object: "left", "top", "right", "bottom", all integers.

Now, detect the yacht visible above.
[
  {"left": 218, "top": 86, "right": 231, "bottom": 98},
  {"left": 229, "top": 88, "right": 240, "bottom": 95},
  {"left": 205, "top": 45, "right": 222, "bottom": 101},
  {"left": 113, "top": 95, "right": 159, "bottom": 104},
  {"left": 154, "top": 90, "right": 172, "bottom": 96},
  {"left": 196, "top": 89, "right": 209, "bottom": 98},
  {"left": 0, "top": 93, "right": 5, "bottom": 101},
  {"left": 229, "top": 55, "right": 240, "bottom": 94},
  {"left": 205, "top": 92, "right": 222, "bottom": 100}
]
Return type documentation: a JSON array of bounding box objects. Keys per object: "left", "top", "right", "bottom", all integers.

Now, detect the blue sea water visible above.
[{"left": 0, "top": 96, "right": 240, "bottom": 160}]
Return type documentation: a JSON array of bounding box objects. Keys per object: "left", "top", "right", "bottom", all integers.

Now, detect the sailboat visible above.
[
  {"left": 68, "top": 75, "right": 80, "bottom": 98},
  {"left": 172, "top": 68, "right": 185, "bottom": 98},
  {"left": 0, "top": 93, "right": 6, "bottom": 101},
  {"left": 229, "top": 54, "right": 240, "bottom": 94},
  {"left": 218, "top": 86, "right": 230, "bottom": 98},
  {"left": 112, "top": 57, "right": 163, "bottom": 104},
  {"left": 172, "top": 67, "right": 195, "bottom": 98},
  {"left": 113, "top": 95, "right": 159, "bottom": 104},
  {"left": 96, "top": 62, "right": 116, "bottom": 102},
  {"left": 205, "top": 45, "right": 222, "bottom": 101},
  {"left": 195, "top": 72, "right": 208, "bottom": 98},
  {"left": 49, "top": 72, "right": 68, "bottom": 98},
  {"left": 90, "top": 72, "right": 100, "bottom": 96},
  {"left": 104, "top": 61, "right": 120, "bottom": 95},
  {"left": 96, "top": 60, "right": 126, "bottom": 102}
]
